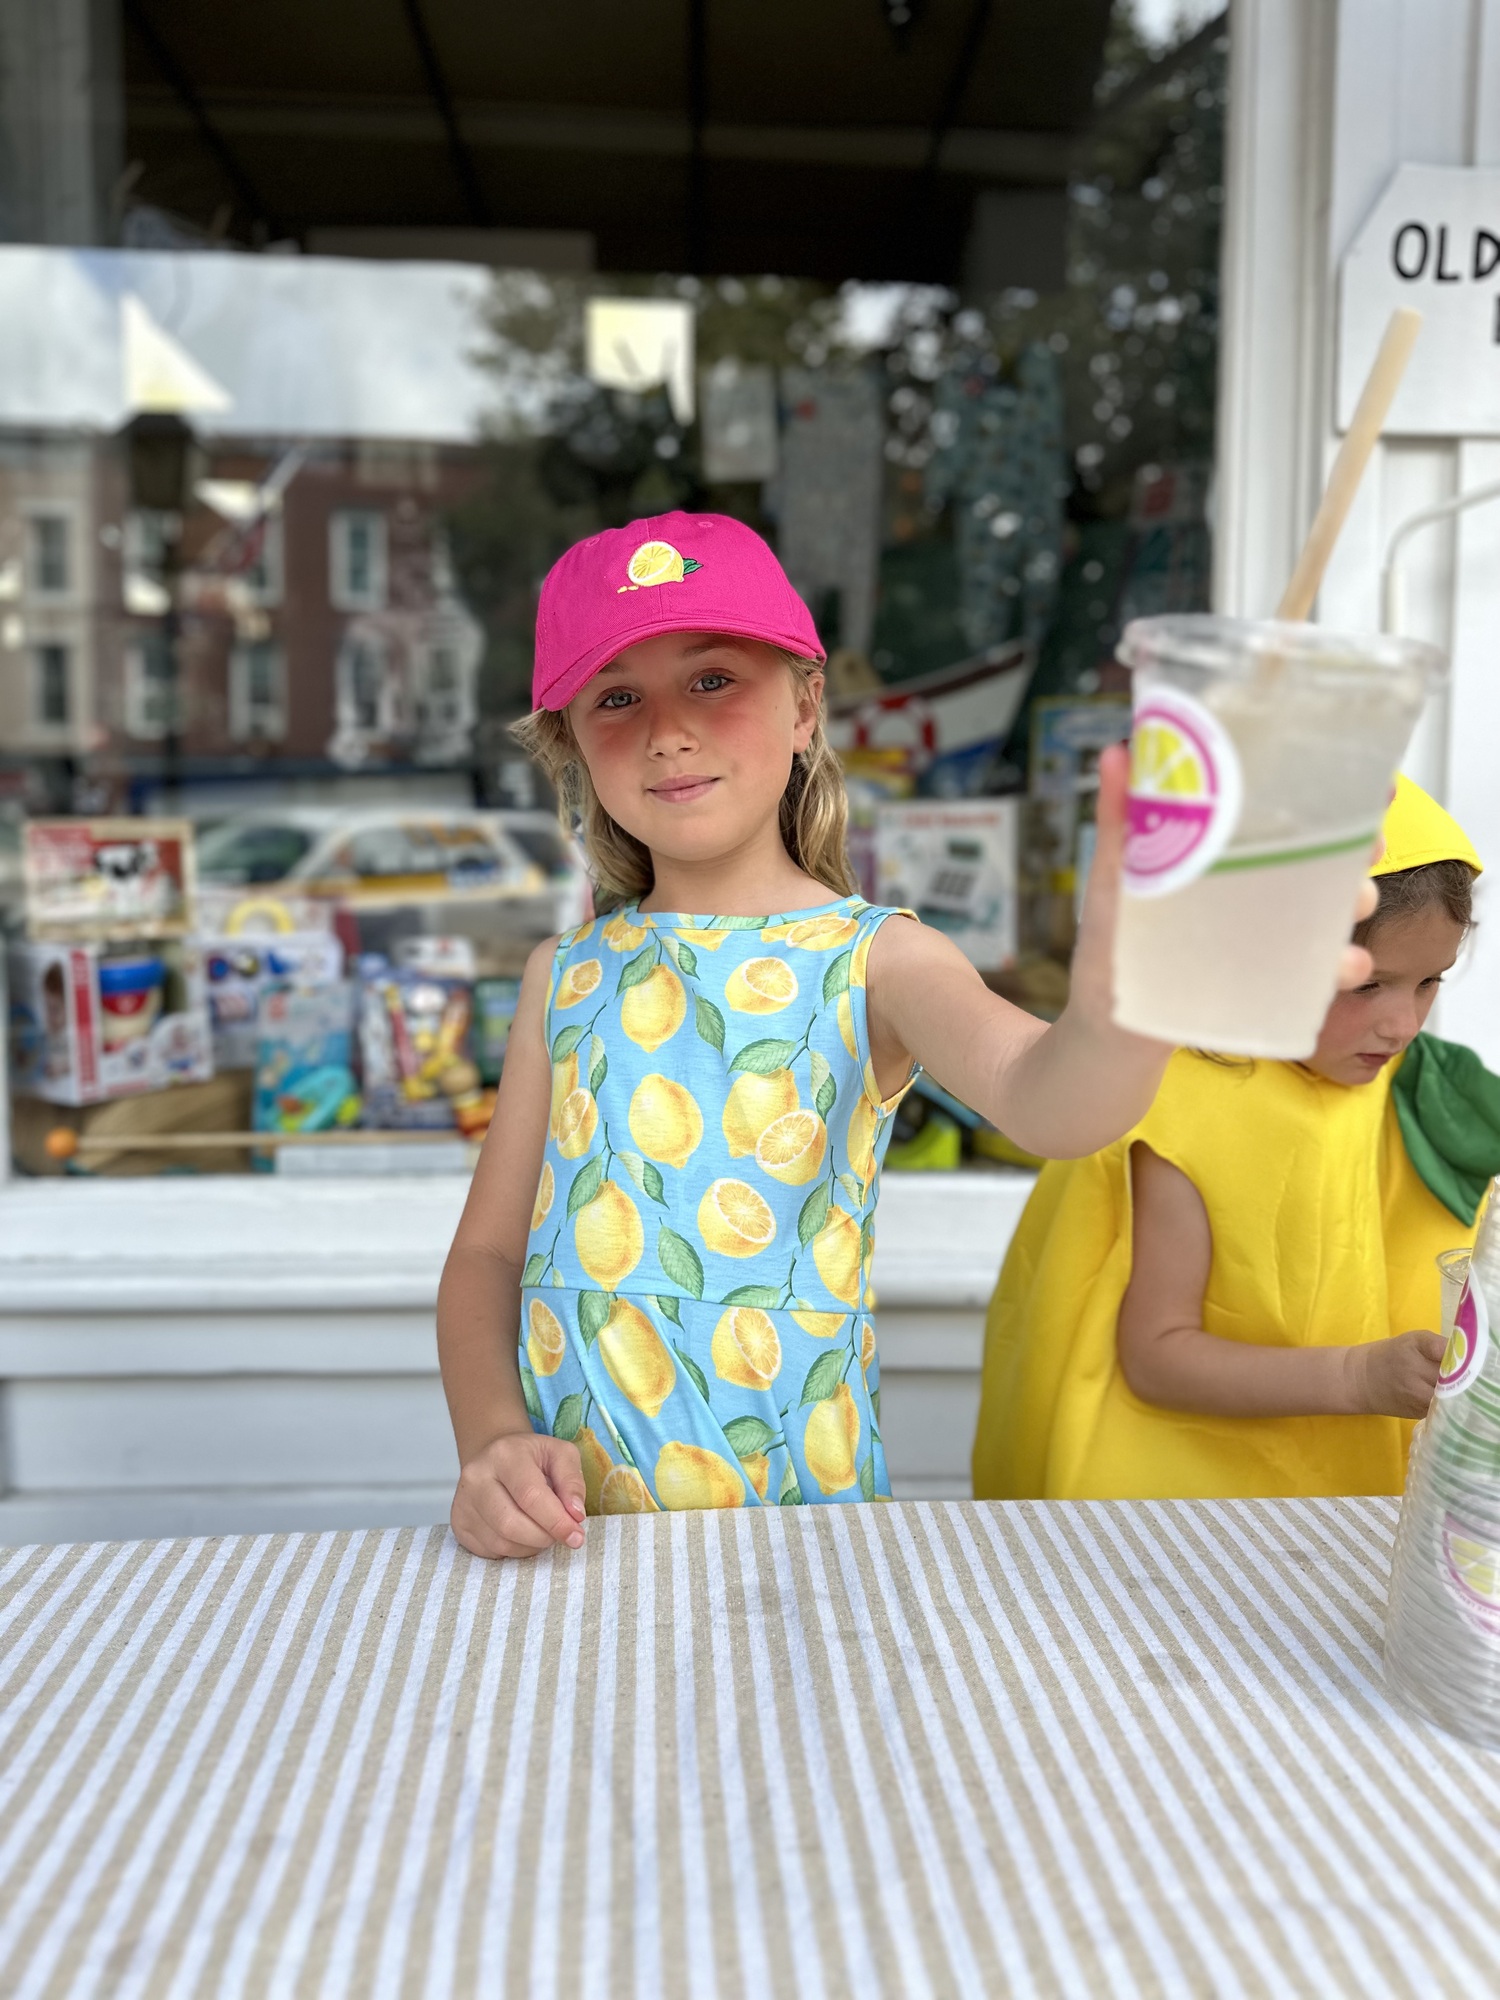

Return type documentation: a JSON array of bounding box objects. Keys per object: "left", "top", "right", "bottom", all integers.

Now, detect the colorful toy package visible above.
[
  {"left": 356, "top": 954, "right": 485, "bottom": 1132},
  {"left": 252, "top": 985, "right": 359, "bottom": 1136}
]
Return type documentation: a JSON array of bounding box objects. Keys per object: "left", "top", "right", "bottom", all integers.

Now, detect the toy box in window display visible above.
[
  {"left": 875, "top": 799, "right": 1019, "bottom": 971},
  {"left": 203, "top": 932, "right": 345, "bottom": 1070},
  {"left": 8, "top": 938, "right": 213, "bottom": 1104},
  {"left": 23, "top": 819, "right": 195, "bottom": 941}
]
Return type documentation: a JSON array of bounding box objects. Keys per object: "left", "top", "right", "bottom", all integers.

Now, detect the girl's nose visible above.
[
  {"left": 1372, "top": 991, "right": 1421, "bottom": 1049},
  {"left": 645, "top": 698, "right": 699, "bottom": 756}
]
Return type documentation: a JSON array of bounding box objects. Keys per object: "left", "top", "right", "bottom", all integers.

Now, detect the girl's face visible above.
[
  {"left": 568, "top": 631, "right": 821, "bottom": 877},
  {"left": 1306, "top": 904, "right": 1466, "bottom": 1086}
]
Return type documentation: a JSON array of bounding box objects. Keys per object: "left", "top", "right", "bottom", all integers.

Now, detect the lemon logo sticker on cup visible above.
[
  {"left": 617, "top": 539, "right": 703, "bottom": 593},
  {"left": 1436, "top": 1273, "right": 1491, "bottom": 1399},
  {"left": 1123, "top": 686, "right": 1243, "bottom": 898}
]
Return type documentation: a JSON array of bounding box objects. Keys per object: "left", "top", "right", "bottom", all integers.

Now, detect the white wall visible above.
[{"left": 1218, "top": 0, "right": 1500, "bottom": 1066}]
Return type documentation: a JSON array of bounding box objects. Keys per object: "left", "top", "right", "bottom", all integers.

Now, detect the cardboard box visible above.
[
  {"left": 8, "top": 939, "right": 213, "bottom": 1105},
  {"left": 875, "top": 800, "right": 1019, "bottom": 970},
  {"left": 202, "top": 932, "right": 345, "bottom": 1071},
  {"left": 24, "top": 818, "right": 196, "bottom": 941}
]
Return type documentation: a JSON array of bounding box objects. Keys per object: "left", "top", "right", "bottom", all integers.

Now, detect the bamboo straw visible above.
[{"left": 1276, "top": 306, "right": 1422, "bottom": 622}]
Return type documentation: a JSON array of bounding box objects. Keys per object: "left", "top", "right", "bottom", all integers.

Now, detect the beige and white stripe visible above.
[{"left": 1, "top": 1498, "right": 1498, "bottom": 1998}]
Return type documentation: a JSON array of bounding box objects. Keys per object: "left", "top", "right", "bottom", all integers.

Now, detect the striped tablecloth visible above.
[{"left": 1, "top": 1497, "right": 1497, "bottom": 1999}]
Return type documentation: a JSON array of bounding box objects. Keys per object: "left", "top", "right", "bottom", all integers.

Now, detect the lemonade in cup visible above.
[
  {"left": 1111, "top": 616, "right": 1444, "bottom": 1057},
  {"left": 1438, "top": 1249, "right": 1472, "bottom": 1348}
]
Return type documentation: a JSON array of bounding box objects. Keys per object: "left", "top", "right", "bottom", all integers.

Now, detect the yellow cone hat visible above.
[{"left": 1373, "top": 773, "right": 1481, "bottom": 877}]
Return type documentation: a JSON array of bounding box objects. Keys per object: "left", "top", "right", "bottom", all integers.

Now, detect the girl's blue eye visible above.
[
  {"left": 696, "top": 672, "right": 732, "bottom": 691},
  {"left": 597, "top": 688, "right": 635, "bottom": 709}
]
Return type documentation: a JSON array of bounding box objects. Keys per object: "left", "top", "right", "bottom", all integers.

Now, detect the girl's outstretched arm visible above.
[
  {"left": 868, "top": 745, "right": 1379, "bottom": 1159},
  {"left": 1117, "top": 1143, "right": 1443, "bottom": 1417},
  {"left": 437, "top": 938, "right": 587, "bottom": 1558},
  {"left": 866, "top": 745, "right": 1169, "bottom": 1157}
]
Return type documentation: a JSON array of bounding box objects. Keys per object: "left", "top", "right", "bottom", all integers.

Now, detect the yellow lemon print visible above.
[
  {"left": 837, "top": 991, "right": 858, "bottom": 1060},
  {"left": 623, "top": 539, "right": 701, "bottom": 589},
  {"left": 628, "top": 1073, "right": 703, "bottom": 1168},
  {"left": 675, "top": 921, "right": 730, "bottom": 951},
  {"left": 603, "top": 911, "right": 652, "bottom": 952},
  {"left": 850, "top": 928, "right": 874, "bottom": 989},
  {"left": 621, "top": 963, "right": 686, "bottom": 1053},
  {"left": 698, "top": 1178, "right": 777, "bottom": 1259},
  {"left": 598, "top": 1298, "right": 675, "bottom": 1417},
  {"left": 575, "top": 1179, "right": 644, "bottom": 1291},
  {"left": 763, "top": 915, "right": 859, "bottom": 951},
  {"left": 721, "top": 1068, "right": 799, "bottom": 1157},
  {"left": 549, "top": 1051, "right": 579, "bottom": 1132},
  {"left": 655, "top": 1440, "right": 745, "bottom": 1510},
  {"left": 754, "top": 1108, "right": 827, "bottom": 1187},
  {"left": 791, "top": 1307, "right": 846, "bottom": 1339},
  {"left": 739, "top": 1452, "right": 770, "bottom": 1501},
  {"left": 531, "top": 1161, "right": 555, "bottom": 1230},
  {"left": 860, "top": 1321, "right": 877, "bottom": 1374},
  {"left": 725, "top": 956, "right": 799, "bottom": 1015},
  {"left": 600, "top": 1464, "right": 658, "bottom": 1513},
  {"left": 554, "top": 1087, "right": 599, "bottom": 1161},
  {"left": 847, "top": 1094, "right": 879, "bottom": 1187},
  {"left": 554, "top": 958, "right": 602, "bottom": 1009},
  {"left": 804, "top": 1383, "right": 860, "bottom": 1494},
  {"left": 569, "top": 919, "right": 596, "bottom": 947},
  {"left": 577, "top": 1425, "right": 613, "bottom": 1515},
  {"left": 711, "top": 1306, "right": 782, "bottom": 1389},
  {"left": 526, "top": 1298, "right": 567, "bottom": 1377},
  {"left": 812, "top": 1205, "right": 864, "bottom": 1307}
]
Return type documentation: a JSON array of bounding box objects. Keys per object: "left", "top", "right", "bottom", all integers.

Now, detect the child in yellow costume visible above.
[{"left": 973, "top": 776, "right": 1500, "bottom": 1501}]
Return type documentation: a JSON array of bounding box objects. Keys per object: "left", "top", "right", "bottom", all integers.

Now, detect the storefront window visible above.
[{"left": 2, "top": 9, "right": 1226, "bottom": 1182}]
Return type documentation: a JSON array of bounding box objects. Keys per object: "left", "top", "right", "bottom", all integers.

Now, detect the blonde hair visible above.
[{"left": 511, "top": 648, "right": 857, "bottom": 910}]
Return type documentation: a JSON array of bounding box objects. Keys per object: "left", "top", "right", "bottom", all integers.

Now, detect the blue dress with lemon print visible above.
[{"left": 521, "top": 894, "right": 917, "bottom": 1513}]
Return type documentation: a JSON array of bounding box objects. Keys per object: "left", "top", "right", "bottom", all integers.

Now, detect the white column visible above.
[
  {"left": 1218, "top": 0, "right": 1500, "bottom": 1066},
  {"left": 0, "top": 0, "right": 122, "bottom": 245}
]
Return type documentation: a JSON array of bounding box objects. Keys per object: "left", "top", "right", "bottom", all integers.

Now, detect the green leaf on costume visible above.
[
  {"left": 654, "top": 1292, "right": 682, "bottom": 1327},
  {"left": 695, "top": 996, "right": 726, "bottom": 1052},
  {"left": 616, "top": 947, "right": 657, "bottom": 994},
  {"left": 723, "top": 1416, "right": 778, "bottom": 1457},
  {"left": 673, "top": 940, "right": 698, "bottom": 978},
  {"left": 520, "top": 1362, "right": 543, "bottom": 1424},
  {"left": 550, "top": 1023, "right": 586, "bottom": 1061},
  {"left": 675, "top": 1347, "right": 711, "bottom": 1403},
  {"left": 730, "top": 1037, "right": 797, "bottom": 1075},
  {"left": 800, "top": 1350, "right": 844, "bottom": 1407},
  {"left": 658, "top": 1225, "right": 704, "bottom": 1299},
  {"left": 566, "top": 1156, "right": 605, "bottom": 1217},
  {"left": 618, "top": 1149, "right": 647, "bottom": 1190},
  {"left": 521, "top": 1252, "right": 548, "bottom": 1288},
  {"left": 837, "top": 1171, "right": 863, "bottom": 1206},
  {"left": 552, "top": 1393, "right": 584, "bottom": 1442},
  {"left": 797, "top": 1181, "right": 831, "bottom": 1248},
  {"left": 823, "top": 951, "right": 853, "bottom": 1002},
  {"left": 578, "top": 1290, "right": 610, "bottom": 1345},
  {"left": 859, "top": 1453, "right": 876, "bottom": 1502},
  {"left": 641, "top": 1159, "right": 667, "bottom": 1205},
  {"left": 815, "top": 1073, "right": 838, "bottom": 1120},
  {"left": 722, "top": 1284, "right": 781, "bottom": 1308}
]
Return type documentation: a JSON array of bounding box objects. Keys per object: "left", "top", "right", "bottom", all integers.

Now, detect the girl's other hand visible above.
[
  {"left": 1348, "top": 1329, "right": 1445, "bottom": 1418},
  {"left": 451, "top": 1431, "right": 587, "bottom": 1559}
]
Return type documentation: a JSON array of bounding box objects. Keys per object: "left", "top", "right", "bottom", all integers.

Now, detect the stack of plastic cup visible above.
[{"left": 1384, "top": 1182, "right": 1500, "bottom": 1747}]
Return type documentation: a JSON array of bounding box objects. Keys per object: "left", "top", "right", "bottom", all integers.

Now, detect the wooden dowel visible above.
[
  {"left": 1276, "top": 307, "right": 1421, "bottom": 622},
  {"left": 48, "top": 1126, "right": 476, "bottom": 1157}
]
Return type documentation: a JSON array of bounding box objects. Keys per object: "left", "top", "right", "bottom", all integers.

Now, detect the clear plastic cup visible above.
[
  {"left": 1385, "top": 1183, "right": 1500, "bottom": 1748},
  {"left": 1112, "top": 616, "right": 1444, "bottom": 1057},
  {"left": 1437, "top": 1248, "right": 1472, "bottom": 1347}
]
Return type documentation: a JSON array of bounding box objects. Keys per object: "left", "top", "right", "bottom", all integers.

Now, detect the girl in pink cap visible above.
[{"left": 435, "top": 512, "right": 1179, "bottom": 1550}]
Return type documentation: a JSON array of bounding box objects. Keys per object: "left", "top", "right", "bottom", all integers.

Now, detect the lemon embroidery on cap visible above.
[{"left": 617, "top": 539, "right": 703, "bottom": 592}]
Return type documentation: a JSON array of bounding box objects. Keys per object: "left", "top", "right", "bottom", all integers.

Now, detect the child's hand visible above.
[
  {"left": 1349, "top": 1330, "right": 1445, "bottom": 1417},
  {"left": 451, "top": 1430, "right": 587, "bottom": 1559}
]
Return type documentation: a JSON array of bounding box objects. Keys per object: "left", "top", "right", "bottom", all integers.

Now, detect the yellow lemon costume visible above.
[{"left": 973, "top": 777, "right": 1485, "bottom": 1502}]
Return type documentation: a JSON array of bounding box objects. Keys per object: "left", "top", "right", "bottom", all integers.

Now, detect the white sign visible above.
[{"left": 1339, "top": 164, "right": 1500, "bottom": 435}]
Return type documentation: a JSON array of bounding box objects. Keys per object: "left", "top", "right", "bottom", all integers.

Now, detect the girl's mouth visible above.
[
  {"left": 1354, "top": 1051, "right": 1393, "bottom": 1069},
  {"left": 649, "top": 776, "right": 718, "bottom": 803}
]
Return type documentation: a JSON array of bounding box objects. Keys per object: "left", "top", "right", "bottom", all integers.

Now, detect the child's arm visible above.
[
  {"left": 437, "top": 939, "right": 587, "bottom": 1558},
  {"left": 1116, "top": 1141, "right": 1444, "bottom": 1418},
  {"left": 866, "top": 745, "right": 1378, "bottom": 1159}
]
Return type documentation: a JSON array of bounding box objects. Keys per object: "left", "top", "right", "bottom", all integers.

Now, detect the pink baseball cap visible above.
[{"left": 532, "top": 510, "right": 824, "bottom": 712}]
